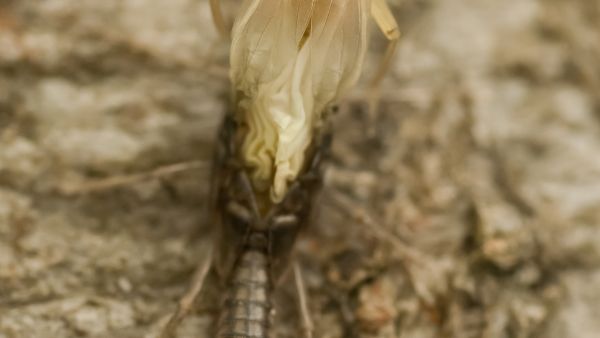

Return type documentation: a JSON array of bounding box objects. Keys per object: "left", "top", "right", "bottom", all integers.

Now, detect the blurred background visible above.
[{"left": 0, "top": 0, "right": 599, "bottom": 337}]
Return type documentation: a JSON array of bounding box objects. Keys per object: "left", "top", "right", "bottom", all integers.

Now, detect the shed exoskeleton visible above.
[{"left": 211, "top": 110, "right": 331, "bottom": 338}]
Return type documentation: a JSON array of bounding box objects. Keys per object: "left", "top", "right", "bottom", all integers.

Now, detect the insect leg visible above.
[
  {"left": 159, "top": 246, "right": 213, "bottom": 338},
  {"left": 209, "top": 0, "right": 229, "bottom": 38},
  {"left": 294, "top": 261, "right": 314, "bottom": 338},
  {"left": 367, "top": 0, "right": 400, "bottom": 131},
  {"left": 237, "top": 170, "right": 262, "bottom": 222},
  {"left": 370, "top": 0, "right": 401, "bottom": 87}
]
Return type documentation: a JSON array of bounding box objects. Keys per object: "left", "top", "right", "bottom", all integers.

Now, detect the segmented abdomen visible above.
[{"left": 217, "top": 249, "right": 271, "bottom": 338}]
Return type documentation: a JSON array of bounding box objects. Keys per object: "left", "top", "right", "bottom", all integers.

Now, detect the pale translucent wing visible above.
[
  {"left": 309, "top": 0, "right": 369, "bottom": 113},
  {"left": 230, "top": 0, "right": 317, "bottom": 199},
  {"left": 292, "top": 0, "right": 316, "bottom": 45},
  {"left": 230, "top": 0, "right": 288, "bottom": 90},
  {"left": 229, "top": 0, "right": 371, "bottom": 201},
  {"left": 230, "top": 0, "right": 314, "bottom": 92}
]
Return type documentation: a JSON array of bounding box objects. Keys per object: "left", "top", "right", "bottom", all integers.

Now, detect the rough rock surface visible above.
[{"left": 1, "top": 0, "right": 599, "bottom": 337}]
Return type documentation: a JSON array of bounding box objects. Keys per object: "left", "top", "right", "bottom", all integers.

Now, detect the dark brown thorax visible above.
[{"left": 210, "top": 110, "right": 331, "bottom": 286}]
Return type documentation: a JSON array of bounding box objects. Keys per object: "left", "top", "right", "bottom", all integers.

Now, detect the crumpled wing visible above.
[{"left": 230, "top": 0, "right": 316, "bottom": 94}]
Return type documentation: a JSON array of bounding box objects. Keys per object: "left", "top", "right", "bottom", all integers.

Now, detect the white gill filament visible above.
[{"left": 230, "top": 0, "right": 369, "bottom": 202}]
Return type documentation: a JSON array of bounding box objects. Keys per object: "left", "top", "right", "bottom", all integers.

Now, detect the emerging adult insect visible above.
[{"left": 160, "top": 1, "right": 399, "bottom": 337}]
